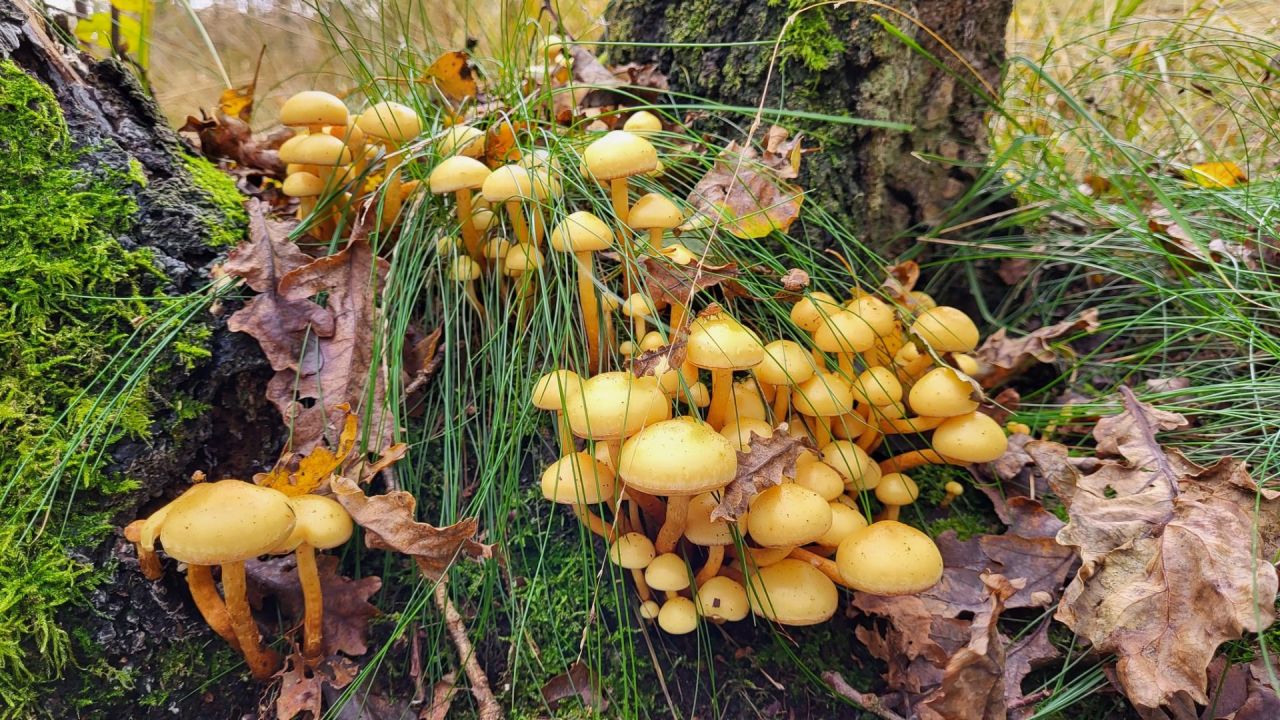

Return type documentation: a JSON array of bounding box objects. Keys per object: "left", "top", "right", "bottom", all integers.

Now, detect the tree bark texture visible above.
[
  {"left": 1, "top": 1, "right": 280, "bottom": 715},
  {"left": 607, "top": 0, "right": 1012, "bottom": 251}
]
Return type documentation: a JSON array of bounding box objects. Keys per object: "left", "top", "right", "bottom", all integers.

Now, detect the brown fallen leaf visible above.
[
  {"left": 225, "top": 201, "right": 335, "bottom": 375},
  {"left": 1032, "top": 389, "right": 1280, "bottom": 717},
  {"left": 610, "top": 62, "right": 670, "bottom": 96},
  {"left": 1003, "top": 622, "right": 1059, "bottom": 720},
  {"left": 630, "top": 337, "right": 687, "bottom": 378},
  {"left": 425, "top": 51, "right": 478, "bottom": 106},
  {"left": 542, "top": 661, "right": 608, "bottom": 713},
  {"left": 641, "top": 255, "right": 741, "bottom": 310},
  {"left": 255, "top": 408, "right": 357, "bottom": 495},
  {"left": 330, "top": 475, "right": 494, "bottom": 580},
  {"left": 711, "top": 428, "right": 811, "bottom": 521},
  {"left": 780, "top": 268, "right": 810, "bottom": 292},
  {"left": 569, "top": 45, "right": 623, "bottom": 108},
  {"left": 917, "top": 574, "right": 1020, "bottom": 720},
  {"left": 974, "top": 309, "right": 1100, "bottom": 388},
  {"left": 997, "top": 257, "right": 1034, "bottom": 286},
  {"left": 881, "top": 261, "right": 920, "bottom": 302},
  {"left": 276, "top": 652, "right": 322, "bottom": 720},
  {"left": 247, "top": 555, "right": 381, "bottom": 657},
  {"left": 684, "top": 127, "right": 805, "bottom": 239},
  {"left": 272, "top": 224, "right": 395, "bottom": 453},
  {"left": 1193, "top": 656, "right": 1280, "bottom": 720}
]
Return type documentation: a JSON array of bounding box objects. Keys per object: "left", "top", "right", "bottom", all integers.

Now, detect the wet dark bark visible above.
[
  {"left": 607, "top": 0, "right": 1012, "bottom": 252},
  {"left": 1, "top": 1, "right": 281, "bottom": 715}
]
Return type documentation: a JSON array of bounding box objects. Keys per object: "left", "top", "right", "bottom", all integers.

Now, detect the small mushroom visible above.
[
  {"left": 541, "top": 452, "right": 619, "bottom": 540},
  {"left": 874, "top": 472, "right": 918, "bottom": 521},
  {"left": 274, "top": 494, "right": 354, "bottom": 665},
  {"left": 564, "top": 372, "right": 671, "bottom": 449},
  {"left": 483, "top": 164, "right": 536, "bottom": 246},
  {"left": 550, "top": 212, "right": 614, "bottom": 373},
  {"left": 627, "top": 192, "right": 682, "bottom": 254},
  {"left": 449, "top": 256, "right": 485, "bottom": 320},
  {"left": 790, "top": 292, "right": 843, "bottom": 332},
  {"left": 687, "top": 314, "right": 765, "bottom": 429},
  {"left": 792, "top": 453, "right": 845, "bottom": 501},
  {"left": 746, "top": 558, "right": 838, "bottom": 626},
  {"left": 645, "top": 552, "right": 691, "bottom": 594},
  {"left": 835, "top": 520, "right": 943, "bottom": 595},
  {"left": 931, "top": 411, "right": 1008, "bottom": 463},
  {"left": 356, "top": 101, "right": 422, "bottom": 228},
  {"left": 910, "top": 306, "right": 980, "bottom": 353},
  {"left": 438, "top": 124, "right": 486, "bottom": 159},
  {"left": 756, "top": 339, "right": 816, "bottom": 422},
  {"left": 820, "top": 440, "right": 881, "bottom": 493},
  {"left": 429, "top": 156, "right": 491, "bottom": 261},
  {"left": 816, "top": 502, "right": 869, "bottom": 547},
  {"left": 623, "top": 110, "right": 663, "bottom": 136},
  {"left": 908, "top": 366, "right": 979, "bottom": 418},
  {"left": 792, "top": 372, "right": 855, "bottom": 447},
  {"left": 695, "top": 576, "right": 749, "bottom": 623},
  {"left": 280, "top": 91, "right": 348, "bottom": 134},
  {"left": 532, "top": 369, "right": 582, "bottom": 456},
  {"left": 813, "top": 309, "right": 877, "bottom": 378},
  {"left": 639, "top": 600, "right": 661, "bottom": 620},
  {"left": 747, "top": 483, "right": 832, "bottom": 548},
  {"left": 940, "top": 480, "right": 964, "bottom": 509},
  {"left": 657, "top": 596, "right": 699, "bottom": 635},
  {"left": 581, "top": 130, "right": 658, "bottom": 225},
  {"left": 621, "top": 293, "right": 655, "bottom": 342},
  {"left": 684, "top": 492, "right": 735, "bottom": 584},
  {"left": 609, "top": 531, "right": 657, "bottom": 603}
]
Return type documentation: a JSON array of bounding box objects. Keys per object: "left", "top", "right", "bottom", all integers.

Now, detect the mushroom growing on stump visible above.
[
  {"left": 429, "top": 156, "right": 491, "bottom": 261},
  {"left": 273, "top": 494, "right": 354, "bottom": 666},
  {"left": 746, "top": 558, "right": 838, "bottom": 626},
  {"left": 356, "top": 101, "right": 421, "bottom": 228},
  {"left": 550, "top": 212, "right": 613, "bottom": 374},
  {"left": 687, "top": 314, "right": 765, "bottom": 429},
  {"left": 627, "top": 192, "right": 682, "bottom": 254},
  {"left": 482, "top": 164, "right": 536, "bottom": 247},
  {"left": 137, "top": 479, "right": 297, "bottom": 680},
  {"left": 836, "top": 520, "right": 943, "bottom": 595},
  {"left": 618, "top": 417, "right": 737, "bottom": 554},
  {"left": 541, "top": 452, "right": 619, "bottom": 541},
  {"left": 582, "top": 130, "right": 657, "bottom": 225}
]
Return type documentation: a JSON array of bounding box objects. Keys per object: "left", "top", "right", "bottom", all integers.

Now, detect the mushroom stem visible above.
[
  {"left": 695, "top": 545, "right": 725, "bottom": 585},
  {"left": 706, "top": 369, "right": 733, "bottom": 429},
  {"left": 787, "top": 547, "right": 852, "bottom": 589},
  {"left": 571, "top": 503, "right": 619, "bottom": 542},
  {"left": 655, "top": 495, "right": 691, "bottom": 554},
  {"left": 632, "top": 314, "right": 647, "bottom": 342},
  {"left": 609, "top": 178, "right": 631, "bottom": 225},
  {"left": 454, "top": 189, "right": 482, "bottom": 261},
  {"left": 555, "top": 411, "right": 574, "bottom": 456},
  {"left": 670, "top": 302, "right": 688, "bottom": 336},
  {"left": 771, "top": 386, "right": 792, "bottom": 423},
  {"left": 631, "top": 568, "right": 653, "bottom": 602},
  {"left": 647, "top": 227, "right": 663, "bottom": 254},
  {"left": 625, "top": 489, "right": 667, "bottom": 528},
  {"left": 505, "top": 199, "right": 532, "bottom": 246},
  {"left": 628, "top": 495, "right": 645, "bottom": 535},
  {"left": 124, "top": 520, "right": 163, "bottom": 581},
  {"left": 880, "top": 505, "right": 901, "bottom": 522},
  {"left": 575, "top": 251, "right": 602, "bottom": 375},
  {"left": 220, "top": 560, "right": 281, "bottom": 680},
  {"left": 295, "top": 543, "right": 325, "bottom": 666},
  {"left": 879, "top": 416, "right": 945, "bottom": 434},
  {"left": 298, "top": 197, "right": 317, "bottom": 227},
  {"left": 878, "top": 449, "right": 957, "bottom": 474},
  {"left": 855, "top": 424, "right": 879, "bottom": 451},
  {"left": 812, "top": 416, "right": 833, "bottom": 448},
  {"left": 463, "top": 280, "right": 486, "bottom": 321},
  {"left": 186, "top": 564, "right": 241, "bottom": 652}
]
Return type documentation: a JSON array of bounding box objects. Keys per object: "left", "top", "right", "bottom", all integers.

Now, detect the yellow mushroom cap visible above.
[
  {"left": 583, "top": 130, "right": 658, "bottom": 180},
  {"left": 853, "top": 366, "right": 903, "bottom": 407},
  {"left": 281, "top": 133, "right": 353, "bottom": 166},
  {"left": 932, "top": 412, "right": 1008, "bottom": 463},
  {"left": 687, "top": 315, "right": 765, "bottom": 370},
  {"left": 564, "top": 372, "right": 670, "bottom": 440},
  {"left": 747, "top": 558, "right": 838, "bottom": 626},
  {"left": 846, "top": 296, "right": 897, "bottom": 337},
  {"left": 639, "top": 331, "right": 666, "bottom": 352},
  {"left": 875, "top": 473, "right": 919, "bottom": 507},
  {"left": 748, "top": 484, "right": 832, "bottom": 547},
  {"left": 449, "top": 256, "right": 481, "bottom": 281},
  {"left": 908, "top": 366, "right": 979, "bottom": 418},
  {"left": 504, "top": 244, "right": 545, "bottom": 275},
  {"left": 280, "top": 91, "right": 348, "bottom": 128},
  {"left": 953, "top": 354, "right": 980, "bottom": 376},
  {"left": 540, "top": 452, "right": 617, "bottom": 504},
  {"left": 657, "top": 596, "right": 699, "bottom": 634},
  {"left": 645, "top": 552, "right": 691, "bottom": 592},
  {"left": 821, "top": 440, "right": 881, "bottom": 491},
  {"left": 277, "top": 494, "right": 354, "bottom": 552},
  {"left": 618, "top": 417, "right": 737, "bottom": 496},
  {"left": 836, "top": 521, "right": 943, "bottom": 595},
  {"left": 684, "top": 382, "right": 711, "bottom": 407},
  {"left": 911, "top": 306, "right": 980, "bottom": 353},
  {"left": 484, "top": 237, "right": 511, "bottom": 260},
  {"left": 907, "top": 291, "right": 937, "bottom": 311},
  {"left": 623, "top": 110, "right": 663, "bottom": 136},
  {"left": 429, "top": 155, "right": 490, "bottom": 194},
  {"left": 756, "top": 340, "right": 816, "bottom": 387},
  {"left": 550, "top": 211, "right": 612, "bottom": 253},
  {"left": 283, "top": 172, "right": 325, "bottom": 198},
  {"left": 639, "top": 600, "right": 661, "bottom": 620},
  {"left": 155, "top": 480, "right": 296, "bottom": 565},
  {"left": 608, "top": 532, "right": 656, "bottom": 569},
  {"left": 793, "top": 373, "right": 854, "bottom": 417},
  {"left": 684, "top": 491, "right": 736, "bottom": 546},
  {"left": 791, "top": 292, "right": 843, "bottom": 333},
  {"left": 532, "top": 369, "right": 581, "bottom": 410},
  {"left": 436, "top": 236, "right": 460, "bottom": 255},
  {"left": 627, "top": 193, "right": 682, "bottom": 231},
  {"left": 817, "top": 502, "right": 869, "bottom": 546},
  {"left": 944, "top": 481, "right": 965, "bottom": 497},
  {"left": 719, "top": 418, "right": 773, "bottom": 453},
  {"left": 621, "top": 293, "right": 653, "bottom": 320},
  {"left": 813, "top": 310, "right": 877, "bottom": 354},
  {"left": 727, "top": 379, "right": 770, "bottom": 425},
  {"left": 438, "top": 124, "right": 485, "bottom": 158},
  {"left": 696, "top": 576, "right": 750, "bottom": 622},
  {"left": 356, "top": 101, "right": 421, "bottom": 143},
  {"left": 473, "top": 209, "right": 498, "bottom": 233},
  {"left": 793, "top": 456, "right": 844, "bottom": 501},
  {"left": 481, "top": 164, "right": 534, "bottom": 202}
]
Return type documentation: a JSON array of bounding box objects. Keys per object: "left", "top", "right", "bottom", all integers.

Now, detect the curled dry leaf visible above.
[
  {"left": 711, "top": 427, "right": 811, "bottom": 522},
  {"left": 330, "top": 475, "right": 494, "bottom": 580},
  {"left": 1031, "top": 389, "right": 1280, "bottom": 717},
  {"left": 247, "top": 555, "right": 381, "bottom": 657},
  {"left": 684, "top": 127, "right": 805, "bottom": 239},
  {"left": 541, "top": 661, "right": 608, "bottom": 713},
  {"left": 276, "top": 652, "right": 322, "bottom": 720},
  {"left": 255, "top": 408, "right": 357, "bottom": 495},
  {"left": 641, "top": 255, "right": 741, "bottom": 309},
  {"left": 780, "top": 268, "right": 810, "bottom": 292},
  {"left": 881, "top": 261, "right": 920, "bottom": 302},
  {"left": 974, "top": 308, "right": 1100, "bottom": 388},
  {"left": 1194, "top": 656, "right": 1280, "bottom": 720},
  {"left": 425, "top": 51, "right": 478, "bottom": 105},
  {"left": 630, "top": 337, "right": 687, "bottom": 379}
]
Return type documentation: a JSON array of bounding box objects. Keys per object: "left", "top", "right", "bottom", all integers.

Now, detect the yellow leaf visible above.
[
  {"left": 426, "top": 51, "right": 478, "bottom": 105},
  {"left": 256, "top": 409, "right": 358, "bottom": 496},
  {"left": 1185, "top": 162, "right": 1246, "bottom": 189},
  {"left": 219, "top": 85, "right": 255, "bottom": 122}
]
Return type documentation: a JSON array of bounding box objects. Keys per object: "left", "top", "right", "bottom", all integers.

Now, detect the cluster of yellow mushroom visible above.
[
  {"left": 278, "top": 90, "right": 423, "bottom": 234},
  {"left": 532, "top": 291, "right": 1009, "bottom": 634},
  {"left": 125, "top": 479, "right": 353, "bottom": 678}
]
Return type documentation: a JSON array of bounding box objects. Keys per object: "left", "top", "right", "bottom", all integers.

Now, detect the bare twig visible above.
[
  {"left": 434, "top": 581, "right": 503, "bottom": 720},
  {"left": 822, "top": 672, "right": 908, "bottom": 720},
  {"left": 1009, "top": 687, "right": 1052, "bottom": 710}
]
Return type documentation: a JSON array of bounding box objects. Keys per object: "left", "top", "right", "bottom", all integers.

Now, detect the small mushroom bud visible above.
[
  {"left": 639, "top": 599, "right": 661, "bottom": 620},
  {"left": 623, "top": 110, "right": 663, "bottom": 136},
  {"left": 657, "top": 597, "right": 698, "bottom": 635},
  {"left": 645, "top": 553, "right": 691, "bottom": 593},
  {"left": 874, "top": 473, "right": 918, "bottom": 521},
  {"left": 790, "top": 292, "right": 843, "bottom": 333},
  {"left": 609, "top": 532, "right": 657, "bottom": 569},
  {"left": 695, "top": 576, "right": 750, "bottom": 623},
  {"left": 940, "top": 480, "right": 964, "bottom": 509}
]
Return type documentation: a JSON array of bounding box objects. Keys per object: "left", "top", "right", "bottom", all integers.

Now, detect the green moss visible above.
[
  {"left": 0, "top": 59, "right": 165, "bottom": 716},
  {"left": 767, "top": 0, "right": 846, "bottom": 72},
  {"left": 183, "top": 154, "right": 247, "bottom": 247}
]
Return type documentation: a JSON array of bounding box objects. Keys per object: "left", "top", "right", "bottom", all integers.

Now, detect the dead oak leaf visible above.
[
  {"left": 255, "top": 408, "right": 357, "bottom": 496},
  {"left": 276, "top": 652, "right": 322, "bottom": 720},
  {"left": 711, "top": 428, "right": 810, "bottom": 522},
  {"left": 974, "top": 309, "right": 1100, "bottom": 388},
  {"left": 331, "top": 475, "right": 494, "bottom": 580},
  {"left": 683, "top": 129, "right": 805, "bottom": 239},
  {"left": 425, "top": 51, "right": 478, "bottom": 105},
  {"left": 1032, "top": 391, "right": 1280, "bottom": 716},
  {"left": 542, "top": 661, "right": 608, "bottom": 713},
  {"left": 1194, "top": 656, "right": 1280, "bottom": 720},
  {"left": 641, "top": 255, "right": 741, "bottom": 310},
  {"left": 247, "top": 555, "right": 381, "bottom": 658},
  {"left": 881, "top": 260, "right": 920, "bottom": 302},
  {"left": 630, "top": 337, "right": 687, "bottom": 378}
]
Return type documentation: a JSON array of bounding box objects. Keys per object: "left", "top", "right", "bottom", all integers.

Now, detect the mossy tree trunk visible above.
[
  {"left": 607, "top": 0, "right": 1011, "bottom": 250},
  {"left": 0, "top": 1, "right": 282, "bottom": 715}
]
